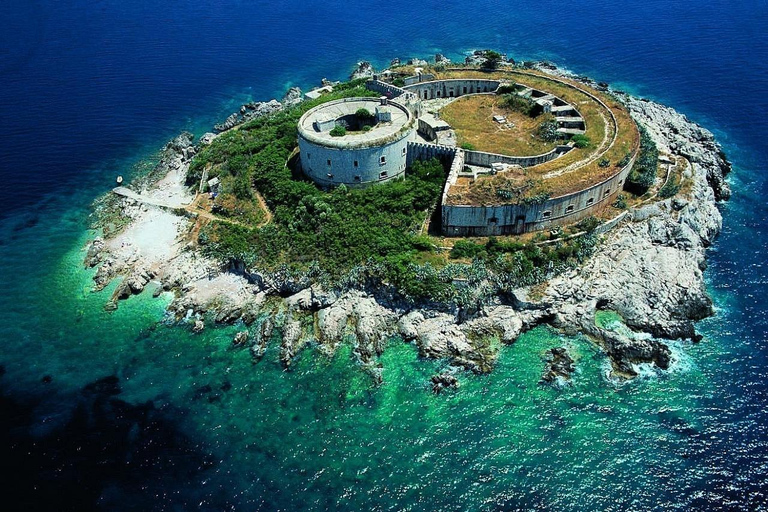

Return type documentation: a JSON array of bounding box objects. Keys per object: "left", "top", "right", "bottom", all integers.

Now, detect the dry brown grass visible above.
[
  {"left": 440, "top": 95, "right": 560, "bottom": 156},
  {"left": 436, "top": 68, "right": 639, "bottom": 203}
]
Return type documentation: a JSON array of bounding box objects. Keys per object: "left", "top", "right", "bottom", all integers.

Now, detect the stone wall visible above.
[
  {"left": 464, "top": 146, "right": 572, "bottom": 168},
  {"left": 406, "top": 141, "right": 458, "bottom": 168},
  {"left": 404, "top": 79, "right": 502, "bottom": 100},
  {"left": 441, "top": 154, "right": 636, "bottom": 236}
]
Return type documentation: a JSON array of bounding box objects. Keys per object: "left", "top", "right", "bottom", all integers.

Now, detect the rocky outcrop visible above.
[
  {"left": 214, "top": 99, "right": 283, "bottom": 132},
  {"left": 350, "top": 61, "right": 375, "bottom": 81},
  {"left": 541, "top": 347, "right": 575, "bottom": 384},
  {"left": 282, "top": 86, "right": 303, "bottom": 107},
  {"left": 431, "top": 372, "right": 459, "bottom": 393}
]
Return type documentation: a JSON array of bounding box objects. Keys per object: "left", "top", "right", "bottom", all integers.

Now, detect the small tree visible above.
[
  {"left": 355, "top": 108, "right": 374, "bottom": 120},
  {"left": 482, "top": 51, "right": 503, "bottom": 69},
  {"left": 330, "top": 125, "right": 347, "bottom": 137}
]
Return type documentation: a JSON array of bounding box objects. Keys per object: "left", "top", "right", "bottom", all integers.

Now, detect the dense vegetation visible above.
[{"left": 624, "top": 124, "right": 659, "bottom": 194}]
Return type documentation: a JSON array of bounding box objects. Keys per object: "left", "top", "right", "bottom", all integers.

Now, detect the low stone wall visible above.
[
  {"left": 441, "top": 154, "right": 636, "bottom": 236},
  {"left": 464, "top": 146, "right": 571, "bottom": 168},
  {"left": 366, "top": 79, "right": 407, "bottom": 98},
  {"left": 403, "top": 73, "right": 436, "bottom": 86}
]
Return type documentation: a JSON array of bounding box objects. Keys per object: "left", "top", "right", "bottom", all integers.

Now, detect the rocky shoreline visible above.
[{"left": 84, "top": 60, "right": 730, "bottom": 383}]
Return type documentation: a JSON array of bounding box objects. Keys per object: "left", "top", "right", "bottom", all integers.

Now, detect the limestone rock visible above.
[
  {"left": 233, "top": 331, "right": 249, "bottom": 346},
  {"left": 279, "top": 320, "right": 303, "bottom": 366},
  {"left": 193, "top": 320, "right": 205, "bottom": 333},
  {"left": 431, "top": 372, "right": 459, "bottom": 394},
  {"left": 350, "top": 61, "right": 375, "bottom": 81},
  {"left": 541, "top": 347, "right": 575, "bottom": 384},
  {"left": 282, "top": 86, "right": 303, "bottom": 106}
]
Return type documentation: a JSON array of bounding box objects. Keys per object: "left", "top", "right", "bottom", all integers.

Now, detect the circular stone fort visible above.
[
  {"left": 298, "top": 97, "right": 415, "bottom": 187},
  {"left": 298, "top": 66, "right": 639, "bottom": 236}
]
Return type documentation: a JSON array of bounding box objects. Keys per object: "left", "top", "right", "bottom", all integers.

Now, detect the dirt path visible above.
[{"left": 113, "top": 187, "right": 273, "bottom": 229}]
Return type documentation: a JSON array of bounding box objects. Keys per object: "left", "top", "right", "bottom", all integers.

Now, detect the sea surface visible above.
[{"left": 1, "top": 1, "right": 767, "bottom": 510}]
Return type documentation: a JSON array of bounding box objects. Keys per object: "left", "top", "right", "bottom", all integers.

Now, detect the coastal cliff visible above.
[{"left": 84, "top": 62, "right": 730, "bottom": 381}]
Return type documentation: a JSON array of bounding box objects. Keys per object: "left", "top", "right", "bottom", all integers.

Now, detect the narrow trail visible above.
[{"left": 113, "top": 187, "right": 273, "bottom": 229}]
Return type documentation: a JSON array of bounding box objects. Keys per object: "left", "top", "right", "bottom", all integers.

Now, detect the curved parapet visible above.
[{"left": 404, "top": 79, "right": 502, "bottom": 99}]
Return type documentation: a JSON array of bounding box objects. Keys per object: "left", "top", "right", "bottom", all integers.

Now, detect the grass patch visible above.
[{"left": 441, "top": 95, "right": 561, "bottom": 156}]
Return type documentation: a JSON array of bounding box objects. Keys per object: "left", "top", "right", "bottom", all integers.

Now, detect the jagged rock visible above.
[
  {"left": 541, "top": 347, "right": 575, "bottom": 384},
  {"left": 285, "top": 285, "right": 339, "bottom": 312},
  {"left": 199, "top": 132, "right": 217, "bottom": 145},
  {"left": 431, "top": 372, "right": 459, "bottom": 394},
  {"left": 85, "top": 238, "right": 105, "bottom": 267},
  {"left": 350, "top": 61, "right": 375, "bottom": 80},
  {"left": 279, "top": 320, "right": 303, "bottom": 366},
  {"left": 193, "top": 320, "right": 205, "bottom": 333},
  {"left": 434, "top": 53, "right": 450, "bottom": 64},
  {"left": 466, "top": 306, "right": 523, "bottom": 344},
  {"left": 407, "top": 58, "right": 429, "bottom": 67},
  {"left": 250, "top": 318, "right": 273, "bottom": 362},
  {"left": 282, "top": 86, "right": 303, "bottom": 106},
  {"left": 233, "top": 331, "right": 249, "bottom": 346},
  {"left": 214, "top": 100, "right": 283, "bottom": 133},
  {"left": 390, "top": 58, "right": 401, "bottom": 67}
]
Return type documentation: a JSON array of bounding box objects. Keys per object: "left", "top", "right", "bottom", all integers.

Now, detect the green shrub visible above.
[
  {"left": 658, "top": 180, "right": 681, "bottom": 198},
  {"left": 502, "top": 94, "right": 541, "bottom": 117},
  {"left": 392, "top": 78, "right": 405, "bottom": 87},
  {"left": 450, "top": 240, "right": 485, "bottom": 259},
  {"left": 613, "top": 194, "right": 627, "bottom": 209},
  {"left": 575, "top": 216, "right": 601, "bottom": 233},
  {"left": 355, "top": 108, "right": 374, "bottom": 120},
  {"left": 624, "top": 124, "right": 658, "bottom": 194},
  {"left": 571, "top": 134, "right": 590, "bottom": 148},
  {"left": 460, "top": 142, "right": 476, "bottom": 150},
  {"left": 537, "top": 119, "right": 560, "bottom": 142},
  {"left": 497, "top": 84, "right": 524, "bottom": 94},
  {"left": 598, "top": 158, "right": 610, "bottom": 168},
  {"left": 482, "top": 51, "right": 503, "bottom": 69},
  {"left": 330, "top": 125, "right": 347, "bottom": 137}
]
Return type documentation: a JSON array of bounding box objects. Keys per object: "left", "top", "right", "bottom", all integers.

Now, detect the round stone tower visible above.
[{"left": 297, "top": 97, "right": 415, "bottom": 188}]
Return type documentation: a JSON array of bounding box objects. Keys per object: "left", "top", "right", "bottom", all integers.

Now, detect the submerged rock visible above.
[
  {"left": 541, "top": 347, "right": 575, "bottom": 384},
  {"left": 431, "top": 372, "right": 459, "bottom": 394},
  {"left": 233, "top": 331, "right": 249, "bottom": 346}
]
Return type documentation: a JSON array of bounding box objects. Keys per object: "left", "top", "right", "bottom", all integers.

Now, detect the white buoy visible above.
[{"left": 116, "top": 175, "right": 123, "bottom": 184}]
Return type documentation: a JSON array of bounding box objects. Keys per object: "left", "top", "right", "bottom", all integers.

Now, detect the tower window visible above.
[
  {"left": 380, "top": 171, "right": 388, "bottom": 179},
  {"left": 380, "top": 155, "right": 386, "bottom": 165},
  {"left": 542, "top": 211, "right": 552, "bottom": 219},
  {"left": 586, "top": 198, "right": 594, "bottom": 205},
  {"left": 566, "top": 204, "right": 575, "bottom": 213},
  {"left": 327, "top": 159, "right": 331, "bottom": 166},
  {"left": 354, "top": 160, "right": 359, "bottom": 167},
  {"left": 354, "top": 175, "right": 361, "bottom": 181},
  {"left": 604, "top": 189, "right": 610, "bottom": 196}
]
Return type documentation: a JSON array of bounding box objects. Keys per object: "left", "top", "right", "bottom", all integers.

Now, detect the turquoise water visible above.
[{"left": 1, "top": 0, "right": 767, "bottom": 510}]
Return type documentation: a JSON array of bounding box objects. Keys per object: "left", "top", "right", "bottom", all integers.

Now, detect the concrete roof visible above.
[{"left": 298, "top": 97, "right": 413, "bottom": 148}]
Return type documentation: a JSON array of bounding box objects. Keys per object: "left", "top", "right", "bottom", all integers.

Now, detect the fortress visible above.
[{"left": 298, "top": 66, "right": 640, "bottom": 236}]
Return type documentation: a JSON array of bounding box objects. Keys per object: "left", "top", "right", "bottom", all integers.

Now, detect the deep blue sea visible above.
[{"left": 1, "top": 1, "right": 767, "bottom": 510}]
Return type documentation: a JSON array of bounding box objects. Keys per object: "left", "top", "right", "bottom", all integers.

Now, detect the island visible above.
[{"left": 85, "top": 51, "right": 731, "bottom": 384}]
